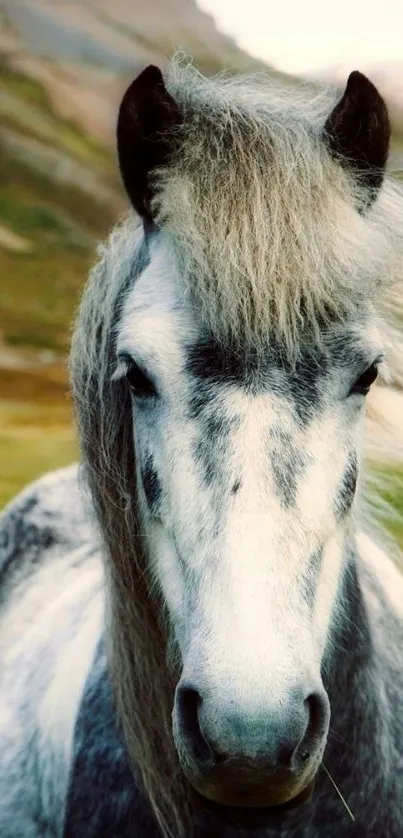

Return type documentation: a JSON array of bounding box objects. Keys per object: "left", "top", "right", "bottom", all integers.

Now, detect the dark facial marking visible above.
[
  {"left": 231, "top": 479, "right": 241, "bottom": 495},
  {"left": 194, "top": 425, "right": 227, "bottom": 488},
  {"left": 141, "top": 454, "right": 162, "bottom": 513},
  {"left": 325, "top": 332, "right": 369, "bottom": 371},
  {"left": 205, "top": 412, "right": 231, "bottom": 439},
  {"left": 193, "top": 405, "right": 236, "bottom": 488},
  {"left": 194, "top": 436, "right": 217, "bottom": 487},
  {"left": 268, "top": 427, "right": 309, "bottom": 508},
  {"left": 187, "top": 387, "right": 214, "bottom": 419},
  {"left": 187, "top": 338, "right": 328, "bottom": 426},
  {"left": 334, "top": 452, "right": 358, "bottom": 520},
  {"left": 186, "top": 339, "right": 259, "bottom": 388},
  {"left": 301, "top": 547, "right": 324, "bottom": 610},
  {"left": 186, "top": 331, "right": 371, "bottom": 431},
  {"left": 285, "top": 354, "right": 324, "bottom": 424}
]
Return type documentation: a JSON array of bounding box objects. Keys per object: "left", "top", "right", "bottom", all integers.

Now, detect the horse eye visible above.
[
  {"left": 350, "top": 363, "right": 378, "bottom": 396},
  {"left": 126, "top": 361, "right": 157, "bottom": 398}
]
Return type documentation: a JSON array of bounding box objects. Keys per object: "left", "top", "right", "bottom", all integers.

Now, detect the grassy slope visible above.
[
  {"left": 366, "top": 464, "right": 403, "bottom": 552},
  {"left": 0, "top": 22, "right": 269, "bottom": 509},
  {"left": 0, "top": 62, "right": 119, "bottom": 342},
  {"left": 0, "top": 398, "right": 76, "bottom": 505},
  {"left": 0, "top": 60, "right": 120, "bottom": 506}
]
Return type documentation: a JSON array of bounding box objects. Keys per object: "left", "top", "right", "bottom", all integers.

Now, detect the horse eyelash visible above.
[{"left": 111, "top": 359, "right": 129, "bottom": 382}]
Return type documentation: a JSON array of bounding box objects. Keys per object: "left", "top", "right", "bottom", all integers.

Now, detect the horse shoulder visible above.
[
  {"left": 63, "top": 641, "right": 161, "bottom": 838},
  {"left": 0, "top": 464, "right": 92, "bottom": 591},
  {"left": 0, "top": 466, "right": 104, "bottom": 837}
]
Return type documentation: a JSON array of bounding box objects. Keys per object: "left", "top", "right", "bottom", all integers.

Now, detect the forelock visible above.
[{"left": 152, "top": 60, "right": 402, "bottom": 357}]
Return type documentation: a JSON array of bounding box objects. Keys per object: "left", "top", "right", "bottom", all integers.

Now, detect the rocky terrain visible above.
[{"left": 0, "top": 0, "right": 265, "bottom": 144}]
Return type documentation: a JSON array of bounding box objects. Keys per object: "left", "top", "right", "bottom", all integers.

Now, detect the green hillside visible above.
[{"left": 0, "top": 59, "right": 122, "bottom": 505}]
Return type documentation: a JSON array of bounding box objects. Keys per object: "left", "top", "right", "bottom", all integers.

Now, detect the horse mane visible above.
[
  {"left": 71, "top": 220, "right": 192, "bottom": 838},
  {"left": 70, "top": 60, "right": 403, "bottom": 838}
]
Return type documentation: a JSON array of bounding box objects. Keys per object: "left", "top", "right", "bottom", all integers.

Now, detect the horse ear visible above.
[
  {"left": 117, "top": 65, "right": 182, "bottom": 220},
  {"left": 323, "top": 71, "right": 391, "bottom": 205}
]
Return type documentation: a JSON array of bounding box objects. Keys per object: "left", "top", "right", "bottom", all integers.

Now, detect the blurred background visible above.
[{"left": 0, "top": 0, "right": 402, "bottom": 538}]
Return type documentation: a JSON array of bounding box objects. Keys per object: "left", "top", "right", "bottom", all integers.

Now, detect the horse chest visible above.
[{"left": 64, "top": 646, "right": 401, "bottom": 838}]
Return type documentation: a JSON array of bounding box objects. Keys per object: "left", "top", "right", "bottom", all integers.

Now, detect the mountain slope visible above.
[
  {"left": 0, "top": 0, "right": 268, "bottom": 505},
  {"left": 1, "top": 0, "right": 265, "bottom": 143}
]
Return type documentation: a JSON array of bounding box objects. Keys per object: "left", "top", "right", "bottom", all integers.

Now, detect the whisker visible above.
[
  {"left": 327, "top": 727, "right": 352, "bottom": 748},
  {"left": 327, "top": 728, "right": 345, "bottom": 743},
  {"left": 321, "top": 763, "right": 355, "bottom": 823}
]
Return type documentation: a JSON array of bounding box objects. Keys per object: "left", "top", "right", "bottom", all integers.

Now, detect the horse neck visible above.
[{"left": 323, "top": 538, "right": 390, "bottom": 781}]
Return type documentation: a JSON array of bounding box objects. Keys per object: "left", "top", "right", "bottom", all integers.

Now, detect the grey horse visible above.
[{"left": 1, "top": 61, "right": 403, "bottom": 838}]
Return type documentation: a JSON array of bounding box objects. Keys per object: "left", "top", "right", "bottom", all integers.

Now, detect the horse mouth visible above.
[
  {"left": 192, "top": 780, "right": 315, "bottom": 829},
  {"left": 191, "top": 778, "right": 315, "bottom": 821}
]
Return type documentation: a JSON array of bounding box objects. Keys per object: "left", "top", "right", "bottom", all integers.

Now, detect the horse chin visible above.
[{"left": 190, "top": 777, "right": 316, "bottom": 822}]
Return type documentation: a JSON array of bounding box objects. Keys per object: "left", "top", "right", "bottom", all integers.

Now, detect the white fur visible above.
[{"left": 116, "top": 241, "right": 381, "bottom": 711}]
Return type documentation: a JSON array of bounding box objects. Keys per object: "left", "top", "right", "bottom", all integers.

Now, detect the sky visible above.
[{"left": 198, "top": 0, "right": 403, "bottom": 75}]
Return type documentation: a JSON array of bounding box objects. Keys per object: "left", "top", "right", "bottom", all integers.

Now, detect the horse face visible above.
[{"left": 115, "top": 232, "right": 382, "bottom": 807}]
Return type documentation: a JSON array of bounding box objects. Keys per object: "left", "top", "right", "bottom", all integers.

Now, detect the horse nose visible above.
[{"left": 175, "top": 682, "right": 328, "bottom": 771}]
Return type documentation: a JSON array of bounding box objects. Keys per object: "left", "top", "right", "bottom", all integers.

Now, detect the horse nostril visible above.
[
  {"left": 176, "top": 685, "right": 214, "bottom": 764},
  {"left": 304, "top": 691, "right": 328, "bottom": 744},
  {"left": 278, "top": 691, "right": 326, "bottom": 769}
]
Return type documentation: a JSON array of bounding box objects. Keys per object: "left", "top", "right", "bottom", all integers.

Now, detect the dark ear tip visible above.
[
  {"left": 346, "top": 70, "right": 370, "bottom": 88},
  {"left": 345, "top": 70, "right": 386, "bottom": 105},
  {"left": 135, "top": 64, "right": 164, "bottom": 87}
]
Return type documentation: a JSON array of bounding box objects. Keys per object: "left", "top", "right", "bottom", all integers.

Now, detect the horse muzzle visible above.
[{"left": 172, "top": 680, "right": 329, "bottom": 808}]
